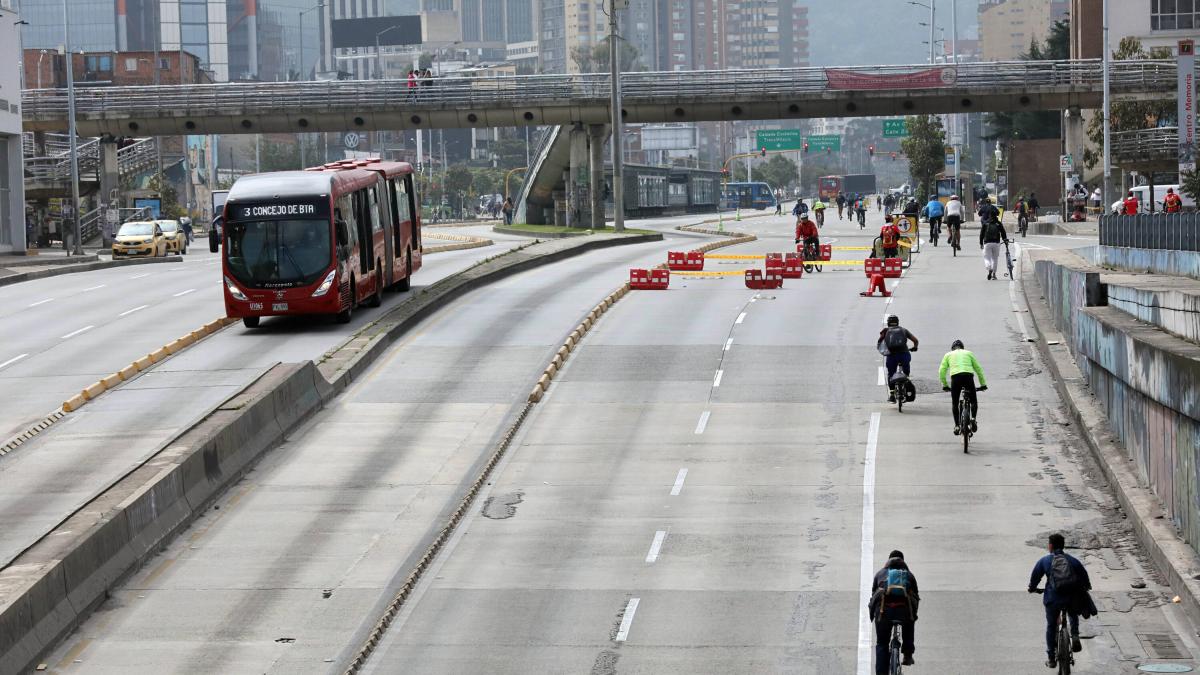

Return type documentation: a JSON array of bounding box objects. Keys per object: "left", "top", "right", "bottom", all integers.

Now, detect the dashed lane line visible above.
[
  {"left": 735, "top": 312, "right": 747, "bottom": 324},
  {"left": 694, "top": 411, "right": 710, "bottom": 435},
  {"left": 173, "top": 288, "right": 197, "bottom": 298},
  {"left": 724, "top": 338, "right": 733, "bottom": 352},
  {"left": 0, "top": 354, "right": 29, "bottom": 371},
  {"left": 27, "top": 298, "right": 54, "bottom": 308},
  {"left": 81, "top": 285, "right": 106, "bottom": 292},
  {"left": 713, "top": 370, "right": 724, "bottom": 387},
  {"left": 615, "top": 598, "right": 641, "bottom": 642},
  {"left": 60, "top": 325, "right": 94, "bottom": 340},
  {"left": 119, "top": 305, "right": 149, "bottom": 317},
  {"left": 645, "top": 531, "right": 667, "bottom": 563},
  {"left": 670, "top": 468, "right": 688, "bottom": 496}
]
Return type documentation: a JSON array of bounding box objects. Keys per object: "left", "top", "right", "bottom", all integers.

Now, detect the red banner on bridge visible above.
[{"left": 825, "top": 67, "right": 957, "bottom": 90}]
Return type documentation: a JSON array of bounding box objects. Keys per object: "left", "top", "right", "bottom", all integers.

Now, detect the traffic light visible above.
[
  {"left": 761, "top": 147, "right": 767, "bottom": 157},
  {"left": 868, "top": 145, "right": 875, "bottom": 157},
  {"left": 803, "top": 142, "right": 809, "bottom": 153}
]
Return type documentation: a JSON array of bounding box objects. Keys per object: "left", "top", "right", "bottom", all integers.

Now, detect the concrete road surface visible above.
[{"left": 45, "top": 213, "right": 1197, "bottom": 674}]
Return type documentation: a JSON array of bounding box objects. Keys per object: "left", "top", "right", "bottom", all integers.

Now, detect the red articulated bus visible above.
[
  {"left": 221, "top": 159, "right": 422, "bottom": 328},
  {"left": 818, "top": 176, "right": 843, "bottom": 202}
]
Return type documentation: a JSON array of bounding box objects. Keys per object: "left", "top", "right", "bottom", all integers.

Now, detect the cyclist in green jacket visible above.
[{"left": 939, "top": 340, "right": 988, "bottom": 435}]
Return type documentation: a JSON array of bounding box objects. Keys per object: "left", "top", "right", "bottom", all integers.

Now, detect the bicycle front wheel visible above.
[{"left": 1057, "top": 623, "right": 1072, "bottom": 675}]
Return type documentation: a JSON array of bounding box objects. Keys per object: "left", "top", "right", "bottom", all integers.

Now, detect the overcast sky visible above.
[{"left": 807, "top": 0, "right": 979, "bottom": 67}]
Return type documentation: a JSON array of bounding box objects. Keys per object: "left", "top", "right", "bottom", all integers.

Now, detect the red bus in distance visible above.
[{"left": 818, "top": 176, "right": 842, "bottom": 202}]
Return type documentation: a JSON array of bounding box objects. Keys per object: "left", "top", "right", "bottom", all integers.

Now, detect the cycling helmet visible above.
[
  {"left": 951, "top": 339, "right": 965, "bottom": 350},
  {"left": 886, "top": 315, "right": 900, "bottom": 326}
]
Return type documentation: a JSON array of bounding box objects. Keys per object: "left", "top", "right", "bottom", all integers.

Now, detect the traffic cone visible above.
[{"left": 735, "top": 206, "right": 742, "bottom": 222}]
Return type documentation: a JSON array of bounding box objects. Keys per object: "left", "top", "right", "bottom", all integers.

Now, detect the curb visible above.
[
  {"left": 0, "top": 231, "right": 665, "bottom": 675},
  {"left": 422, "top": 233, "right": 494, "bottom": 255},
  {"left": 491, "top": 225, "right": 590, "bottom": 239},
  {"left": 1021, "top": 256, "right": 1200, "bottom": 629},
  {"left": 0, "top": 256, "right": 182, "bottom": 288}
]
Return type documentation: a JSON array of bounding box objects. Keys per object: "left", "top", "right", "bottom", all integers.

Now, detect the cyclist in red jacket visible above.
[{"left": 796, "top": 215, "right": 820, "bottom": 259}]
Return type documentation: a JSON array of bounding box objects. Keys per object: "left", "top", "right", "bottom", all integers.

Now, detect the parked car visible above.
[
  {"left": 156, "top": 219, "right": 187, "bottom": 255},
  {"left": 112, "top": 221, "right": 167, "bottom": 258}
]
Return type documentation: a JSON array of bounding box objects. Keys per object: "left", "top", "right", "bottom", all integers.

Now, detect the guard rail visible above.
[
  {"left": 1101, "top": 213, "right": 1200, "bottom": 252},
  {"left": 1110, "top": 127, "right": 1180, "bottom": 161}
]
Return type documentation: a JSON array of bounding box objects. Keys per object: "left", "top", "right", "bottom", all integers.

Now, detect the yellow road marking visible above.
[
  {"left": 672, "top": 270, "right": 748, "bottom": 277},
  {"left": 704, "top": 254, "right": 767, "bottom": 260}
]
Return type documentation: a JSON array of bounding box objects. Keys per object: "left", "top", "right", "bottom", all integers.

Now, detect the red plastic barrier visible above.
[
  {"left": 864, "top": 258, "right": 885, "bottom": 277},
  {"left": 782, "top": 253, "right": 804, "bottom": 279},
  {"left": 820, "top": 244, "right": 833, "bottom": 262},
  {"left": 745, "top": 268, "right": 783, "bottom": 290},
  {"left": 882, "top": 258, "right": 903, "bottom": 278},
  {"left": 765, "top": 252, "right": 784, "bottom": 268},
  {"left": 860, "top": 273, "right": 892, "bottom": 297},
  {"left": 685, "top": 250, "right": 705, "bottom": 270},
  {"left": 666, "top": 251, "right": 705, "bottom": 271},
  {"left": 630, "top": 268, "right": 671, "bottom": 290},
  {"left": 666, "top": 251, "right": 687, "bottom": 270}
]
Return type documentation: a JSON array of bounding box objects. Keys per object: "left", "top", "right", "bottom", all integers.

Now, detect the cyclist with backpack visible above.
[
  {"left": 1029, "top": 533, "right": 1094, "bottom": 669},
  {"left": 869, "top": 549, "right": 920, "bottom": 673},
  {"left": 878, "top": 315, "right": 919, "bottom": 403},
  {"left": 880, "top": 217, "right": 902, "bottom": 259}
]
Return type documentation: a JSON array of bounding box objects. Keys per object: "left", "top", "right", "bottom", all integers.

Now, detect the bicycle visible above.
[
  {"left": 1004, "top": 239, "right": 1015, "bottom": 280},
  {"left": 945, "top": 383, "right": 986, "bottom": 452},
  {"left": 947, "top": 221, "right": 961, "bottom": 256},
  {"left": 802, "top": 239, "right": 824, "bottom": 274},
  {"left": 1033, "top": 588, "right": 1075, "bottom": 674},
  {"left": 888, "top": 620, "right": 905, "bottom": 675},
  {"left": 815, "top": 209, "right": 825, "bottom": 228},
  {"left": 1018, "top": 212, "right": 1029, "bottom": 238},
  {"left": 929, "top": 219, "right": 940, "bottom": 247}
]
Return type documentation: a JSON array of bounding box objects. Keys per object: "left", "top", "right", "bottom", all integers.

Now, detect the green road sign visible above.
[
  {"left": 806, "top": 134, "right": 842, "bottom": 152},
  {"left": 755, "top": 129, "right": 803, "bottom": 151},
  {"left": 882, "top": 119, "right": 909, "bottom": 138}
]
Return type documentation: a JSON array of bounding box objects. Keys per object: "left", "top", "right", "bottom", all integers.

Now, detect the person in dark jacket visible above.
[
  {"left": 869, "top": 550, "right": 920, "bottom": 674},
  {"left": 1029, "top": 533, "right": 1096, "bottom": 668}
]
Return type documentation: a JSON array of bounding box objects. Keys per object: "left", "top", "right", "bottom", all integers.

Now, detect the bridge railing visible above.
[
  {"left": 19, "top": 59, "right": 1178, "bottom": 120},
  {"left": 1101, "top": 213, "right": 1200, "bottom": 252},
  {"left": 1110, "top": 127, "right": 1179, "bottom": 161}
]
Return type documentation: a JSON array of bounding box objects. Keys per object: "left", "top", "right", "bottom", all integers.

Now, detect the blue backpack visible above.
[{"left": 884, "top": 568, "right": 911, "bottom": 606}]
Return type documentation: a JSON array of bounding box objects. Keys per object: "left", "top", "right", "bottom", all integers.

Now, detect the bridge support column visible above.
[
  {"left": 567, "top": 123, "right": 590, "bottom": 228},
  {"left": 588, "top": 124, "right": 607, "bottom": 229},
  {"left": 99, "top": 139, "right": 120, "bottom": 246},
  {"left": 1064, "top": 106, "right": 1085, "bottom": 182}
]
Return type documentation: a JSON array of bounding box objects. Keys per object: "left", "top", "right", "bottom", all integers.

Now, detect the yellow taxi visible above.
[
  {"left": 156, "top": 219, "right": 188, "bottom": 255},
  {"left": 112, "top": 221, "right": 168, "bottom": 258}
]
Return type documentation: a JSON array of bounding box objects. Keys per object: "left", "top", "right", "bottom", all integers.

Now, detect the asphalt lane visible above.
[{"left": 38, "top": 216, "right": 716, "bottom": 673}]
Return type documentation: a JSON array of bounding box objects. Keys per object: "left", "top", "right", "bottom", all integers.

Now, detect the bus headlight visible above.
[
  {"left": 224, "top": 275, "right": 248, "bottom": 301},
  {"left": 312, "top": 269, "right": 337, "bottom": 298}
]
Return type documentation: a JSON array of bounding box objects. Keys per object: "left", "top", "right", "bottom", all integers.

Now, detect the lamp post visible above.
[
  {"left": 908, "top": 0, "right": 936, "bottom": 65},
  {"left": 62, "top": 0, "right": 82, "bottom": 254},
  {"left": 298, "top": 2, "right": 323, "bottom": 168},
  {"left": 1102, "top": 0, "right": 1112, "bottom": 208},
  {"left": 608, "top": 0, "right": 625, "bottom": 232}
]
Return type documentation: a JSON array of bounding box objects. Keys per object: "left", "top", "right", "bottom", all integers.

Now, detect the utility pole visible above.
[
  {"left": 608, "top": 0, "right": 625, "bottom": 232},
  {"left": 1102, "top": 0, "right": 1113, "bottom": 208},
  {"left": 153, "top": 30, "right": 163, "bottom": 204},
  {"left": 62, "top": 0, "right": 83, "bottom": 254},
  {"left": 951, "top": 0, "right": 960, "bottom": 199},
  {"left": 928, "top": 1, "right": 936, "bottom": 65}
]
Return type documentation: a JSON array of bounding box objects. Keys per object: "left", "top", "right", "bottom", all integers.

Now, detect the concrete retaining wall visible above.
[
  {"left": 1095, "top": 245, "right": 1200, "bottom": 281},
  {"left": 1034, "top": 250, "right": 1200, "bottom": 554}
]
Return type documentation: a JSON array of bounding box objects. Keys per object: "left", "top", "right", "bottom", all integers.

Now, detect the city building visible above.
[
  {"left": 24, "top": 48, "right": 215, "bottom": 88},
  {"left": 228, "top": 0, "right": 330, "bottom": 82},
  {"left": 1073, "top": 0, "right": 1198, "bottom": 56},
  {"left": 160, "top": 0, "right": 230, "bottom": 81},
  {"left": 1, "top": 4, "right": 25, "bottom": 252},
  {"left": 978, "top": 0, "right": 1065, "bottom": 61}
]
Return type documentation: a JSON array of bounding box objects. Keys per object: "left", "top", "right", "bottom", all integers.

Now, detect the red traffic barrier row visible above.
[
  {"left": 630, "top": 268, "right": 670, "bottom": 290},
  {"left": 745, "top": 268, "right": 784, "bottom": 290},
  {"left": 766, "top": 252, "right": 804, "bottom": 279},
  {"left": 864, "top": 257, "right": 903, "bottom": 279},
  {"left": 666, "top": 251, "right": 705, "bottom": 271}
]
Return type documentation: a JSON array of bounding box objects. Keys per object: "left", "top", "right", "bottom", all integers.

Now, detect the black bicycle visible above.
[
  {"left": 888, "top": 620, "right": 905, "bottom": 674},
  {"left": 1004, "top": 240, "right": 1015, "bottom": 280},
  {"left": 1018, "top": 212, "right": 1029, "bottom": 237},
  {"left": 929, "top": 218, "right": 941, "bottom": 247},
  {"left": 946, "top": 384, "right": 986, "bottom": 453},
  {"left": 1033, "top": 588, "right": 1075, "bottom": 674},
  {"left": 802, "top": 239, "right": 824, "bottom": 274},
  {"left": 948, "top": 223, "right": 961, "bottom": 256}
]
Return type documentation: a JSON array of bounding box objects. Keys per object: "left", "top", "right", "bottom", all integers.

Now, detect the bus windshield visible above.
[{"left": 225, "top": 218, "right": 332, "bottom": 288}]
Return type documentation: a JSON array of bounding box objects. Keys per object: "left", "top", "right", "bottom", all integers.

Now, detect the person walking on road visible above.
[
  {"left": 1029, "top": 533, "right": 1097, "bottom": 670},
  {"left": 869, "top": 549, "right": 920, "bottom": 674},
  {"left": 979, "top": 206, "right": 1008, "bottom": 281},
  {"left": 502, "top": 196, "right": 514, "bottom": 225}
]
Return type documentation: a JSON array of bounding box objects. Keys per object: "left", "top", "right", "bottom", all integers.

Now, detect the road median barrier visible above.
[
  {"left": 422, "top": 232, "right": 495, "bottom": 254},
  {"left": 1, "top": 231, "right": 672, "bottom": 675}
]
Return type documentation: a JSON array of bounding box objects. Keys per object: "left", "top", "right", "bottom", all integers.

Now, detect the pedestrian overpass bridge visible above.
[{"left": 21, "top": 59, "right": 1178, "bottom": 137}]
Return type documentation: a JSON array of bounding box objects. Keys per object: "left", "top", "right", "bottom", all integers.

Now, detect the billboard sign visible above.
[
  {"left": 331, "top": 16, "right": 422, "bottom": 49},
  {"left": 641, "top": 125, "right": 699, "bottom": 151},
  {"left": 1180, "top": 40, "right": 1196, "bottom": 173}
]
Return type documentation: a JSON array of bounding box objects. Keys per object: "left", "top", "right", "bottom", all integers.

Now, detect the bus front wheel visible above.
[{"left": 242, "top": 316, "right": 260, "bottom": 328}]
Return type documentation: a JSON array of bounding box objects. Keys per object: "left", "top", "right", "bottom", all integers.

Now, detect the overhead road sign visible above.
[
  {"left": 882, "top": 119, "right": 909, "bottom": 137},
  {"left": 756, "top": 129, "right": 803, "bottom": 152}
]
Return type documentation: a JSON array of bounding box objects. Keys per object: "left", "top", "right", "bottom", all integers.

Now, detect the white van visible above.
[{"left": 1111, "top": 184, "right": 1195, "bottom": 214}]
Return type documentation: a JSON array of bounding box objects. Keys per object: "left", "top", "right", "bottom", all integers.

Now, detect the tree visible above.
[
  {"left": 1182, "top": 169, "right": 1200, "bottom": 203},
  {"left": 145, "top": 174, "right": 184, "bottom": 218},
  {"left": 984, "top": 20, "right": 1070, "bottom": 142},
  {"left": 444, "top": 166, "right": 474, "bottom": 198},
  {"left": 1083, "top": 37, "right": 1175, "bottom": 168},
  {"left": 900, "top": 115, "right": 946, "bottom": 202},
  {"left": 571, "top": 40, "right": 645, "bottom": 74}
]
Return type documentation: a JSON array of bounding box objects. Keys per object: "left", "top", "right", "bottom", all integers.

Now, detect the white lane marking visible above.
[
  {"left": 856, "top": 412, "right": 882, "bottom": 675},
  {"left": 172, "top": 288, "right": 196, "bottom": 297},
  {"left": 670, "top": 468, "right": 688, "bottom": 496},
  {"left": 119, "top": 304, "right": 149, "bottom": 317},
  {"left": 60, "top": 325, "right": 95, "bottom": 340},
  {"left": 81, "top": 284, "right": 106, "bottom": 292},
  {"left": 694, "top": 411, "right": 710, "bottom": 435},
  {"left": 713, "top": 370, "right": 724, "bottom": 387},
  {"left": 877, "top": 366, "right": 886, "bottom": 386},
  {"left": 1009, "top": 273, "right": 1032, "bottom": 343},
  {"left": 615, "top": 598, "right": 640, "bottom": 641},
  {"left": 129, "top": 273, "right": 151, "bottom": 279},
  {"left": 735, "top": 312, "right": 747, "bottom": 324},
  {"left": 749, "top": 297, "right": 758, "bottom": 303},
  {"left": 724, "top": 338, "right": 734, "bottom": 352},
  {"left": 27, "top": 298, "right": 54, "bottom": 308},
  {"left": 645, "top": 531, "right": 667, "bottom": 563},
  {"left": 0, "top": 354, "right": 29, "bottom": 371}
]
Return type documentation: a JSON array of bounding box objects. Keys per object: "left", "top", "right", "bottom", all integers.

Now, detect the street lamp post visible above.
[
  {"left": 62, "top": 0, "right": 82, "bottom": 254},
  {"left": 1102, "top": 0, "right": 1113, "bottom": 208},
  {"left": 908, "top": 0, "right": 936, "bottom": 65},
  {"left": 608, "top": 0, "right": 625, "bottom": 232},
  {"left": 298, "top": 2, "right": 323, "bottom": 168},
  {"left": 375, "top": 24, "right": 404, "bottom": 80}
]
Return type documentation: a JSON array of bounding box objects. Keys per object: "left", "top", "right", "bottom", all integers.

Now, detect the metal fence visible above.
[
  {"left": 19, "top": 59, "right": 1178, "bottom": 122},
  {"left": 1100, "top": 213, "right": 1200, "bottom": 251},
  {"left": 1110, "top": 127, "right": 1178, "bottom": 162}
]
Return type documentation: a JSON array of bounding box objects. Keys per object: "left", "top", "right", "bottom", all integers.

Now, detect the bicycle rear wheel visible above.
[
  {"left": 1057, "top": 617, "right": 1072, "bottom": 675},
  {"left": 890, "top": 626, "right": 904, "bottom": 675},
  {"left": 960, "top": 397, "right": 971, "bottom": 453}
]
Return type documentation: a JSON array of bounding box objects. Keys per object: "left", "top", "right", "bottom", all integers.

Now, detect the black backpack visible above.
[
  {"left": 884, "top": 327, "right": 908, "bottom": 353},
  {"left": 983, "top": 219, "right": 1003, "bottom": 242},
  {"left": 1049, "top": 553, "right": 1080, "bottom": 594}
]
